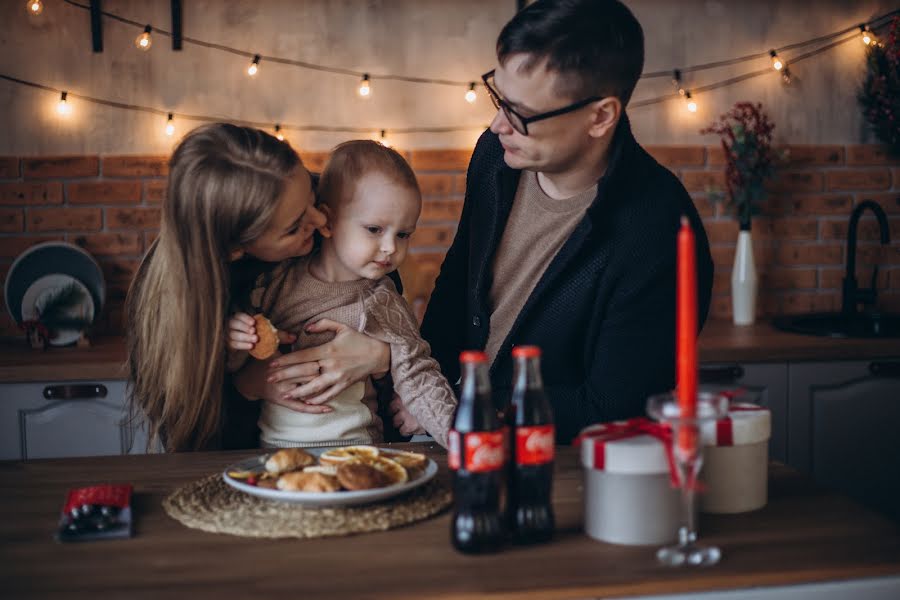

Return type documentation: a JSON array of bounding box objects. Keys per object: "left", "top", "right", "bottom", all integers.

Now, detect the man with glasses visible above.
[{"left": 420, "top": 0, "right": 713, "bottom": 443}]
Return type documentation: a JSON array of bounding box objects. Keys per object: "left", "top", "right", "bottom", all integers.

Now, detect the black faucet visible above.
[{"left": 842, "top": 200, "right": 891, "bottom": 315}]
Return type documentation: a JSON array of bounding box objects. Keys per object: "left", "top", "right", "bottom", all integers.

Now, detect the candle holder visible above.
[{"left": 646, "top": 391, "right": 729, "bottom": 566}]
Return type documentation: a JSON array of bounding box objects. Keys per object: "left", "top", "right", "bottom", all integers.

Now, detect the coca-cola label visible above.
[
  {"left": 515, "top": 425, "right": 555, "bottom": 466},
  {"left": 448, "top": 429, "right": 506, "bottom": 472}
]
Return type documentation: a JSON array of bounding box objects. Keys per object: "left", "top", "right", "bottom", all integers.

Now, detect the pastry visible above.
[
  {"left": 381, "top": 449, "right": 427, "bottom": 472},
  {"left": 336, "top": 461, "right": 391, "bottom": 490},
  {"left": 249, "top": 314, "right": 279, "bottom": 360},
  {"left": 265, "top": 448, "right": 315, "bottom": 474},
  {"left": 277, "top": 471, "right": 341, "bottom": 493},
  {"left": 319, "top": 445, "right": 380, "bottom": 466}
]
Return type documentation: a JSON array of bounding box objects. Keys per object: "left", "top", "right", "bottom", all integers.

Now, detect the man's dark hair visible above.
[{"left": 497, "top": 0, "right": 645, "bottom": 106}]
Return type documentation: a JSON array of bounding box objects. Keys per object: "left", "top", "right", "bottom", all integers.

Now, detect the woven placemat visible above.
[{"left": 163, "top": 473, "right": 452, "bottom": 539}]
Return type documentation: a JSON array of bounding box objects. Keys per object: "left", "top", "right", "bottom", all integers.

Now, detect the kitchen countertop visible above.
[
  {"left": 0, "top": 320, "right": 898, "bottom": 383},
  {"left": 2, "top": 444, "right": 899, "bottom": 599}
]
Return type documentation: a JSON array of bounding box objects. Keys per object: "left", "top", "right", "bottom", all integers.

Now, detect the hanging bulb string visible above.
[{"left": 59, "top": 0, "right": 899, "bottom": 89}]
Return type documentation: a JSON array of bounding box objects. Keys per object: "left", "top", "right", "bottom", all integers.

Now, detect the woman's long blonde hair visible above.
[{"left": 126, "top": 123, "right": 301, "bottom": 452}]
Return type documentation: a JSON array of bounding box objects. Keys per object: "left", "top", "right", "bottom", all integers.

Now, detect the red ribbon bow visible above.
[
  {"left": 715, "top": 402, "right": 766, "bottom": 446},
  {"left": 575, "top": 417, "right": 680, "bottom": 487}
]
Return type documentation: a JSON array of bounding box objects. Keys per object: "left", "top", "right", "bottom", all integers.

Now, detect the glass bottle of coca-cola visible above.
[
  {"left": 449, "top": 350, "right": 505, "bottom": 554},
  {"left": 507, "top": 345, "right": 555, "bottom": 545}
]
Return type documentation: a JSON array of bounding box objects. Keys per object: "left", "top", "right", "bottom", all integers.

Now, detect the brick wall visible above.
[{"left": 1, "top": 145, "right": 898, "bottom": 339}]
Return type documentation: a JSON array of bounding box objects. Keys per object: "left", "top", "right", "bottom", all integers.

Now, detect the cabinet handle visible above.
[
  {"left": 869, "top": 361, "right": 900, "bottom": 378},
  {"left": 42, "top": 384, "right": 108, "bottom": 400},
  {"left": 699, "top": 365, "right": 745, "bottom": 384}
]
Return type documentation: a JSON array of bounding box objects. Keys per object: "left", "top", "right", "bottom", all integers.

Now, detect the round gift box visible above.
[
  {"left": 578, "top": 420, "right": 680, "bottom": 546},
  {"left": 699, "top": 403, "right": 771, "bottom": 514}
]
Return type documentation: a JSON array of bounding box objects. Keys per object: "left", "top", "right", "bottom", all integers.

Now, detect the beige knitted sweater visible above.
[{"left": 250, "top": 256, "right": 455, "bottom": 448}]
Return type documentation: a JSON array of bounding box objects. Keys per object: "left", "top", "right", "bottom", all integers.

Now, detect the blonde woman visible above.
[{"left": 126, "top": 123, "right": 391, "bottom": 452}]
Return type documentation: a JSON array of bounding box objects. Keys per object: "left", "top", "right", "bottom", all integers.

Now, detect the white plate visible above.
[
  {"left": 222, "top": 448, "right": 437, "bottom": 507},
  {"left": 20, "top": 274, "right": 95, "bottom": 346}
]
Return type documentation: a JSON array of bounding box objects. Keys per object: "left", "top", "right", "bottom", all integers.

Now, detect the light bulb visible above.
[
  {"left": 465, "top": 83, "right": 477, "bottom": 104},
  {"left": 769, "top": 50, "right": 783, "bottom": 71},
  {"left": 378, "top": 130, "right": 391, "bottom": 148},
  {"left": 57, "top": 91, "right": 71, "bottom": 116},
  {"left": 274, "top": 124, "right": 284, "bottom": 141},
  {"left": 26, "top": 0, "right": 43, "bottom": 16},
  {"left": 358, "top": 74, "right": 371, "bottom": 98},
  {"left": 671, "top": 69, "right": 686, "bottom": 96},
  {"left": 781, "top": 67, "right": 792, "bottom": 85},
  {"left": 165, "top": 114, "right": 175, "bottom": 136},
  {"left": 247, "top": 55, "right": 260, "bottom": 77},
  {"left": 135, "top": 25, "right": 152, "bottom": 51},
  {"left": 684, "top": 91, "right": 697, "bottom": 113},
  {"left": 860, "top": 25, "right": 876, "bottom": 46}
]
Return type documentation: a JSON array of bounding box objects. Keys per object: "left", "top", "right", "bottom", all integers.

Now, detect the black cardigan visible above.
[{"left": 420, "top": 116, "right": 714, "bottom": 444}]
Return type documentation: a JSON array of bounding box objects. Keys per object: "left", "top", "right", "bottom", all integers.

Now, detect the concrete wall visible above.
[{"left": 0, "top": 0, "right": 896, "bottom": 154}]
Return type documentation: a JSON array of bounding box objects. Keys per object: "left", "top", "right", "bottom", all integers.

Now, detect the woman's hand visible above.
[
  {"left": 268, "top": 318, "right": 391, "bottom": 407},
  {"left": 389, "top": 393, "right": 426, "bottom": 436},
  {"left": 232, "top": 355, "right": 333, "bottom": 414}
]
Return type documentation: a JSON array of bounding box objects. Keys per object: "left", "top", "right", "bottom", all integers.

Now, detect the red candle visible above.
[{"left": 677, "top": 216, "right": 697, "bottom": 451}]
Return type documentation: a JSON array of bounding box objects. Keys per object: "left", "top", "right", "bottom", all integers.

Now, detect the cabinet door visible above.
[
  {"left": 700, "top": 362, "right": 788, "bottom": 462},
  {"left": 789, "top": 360, "right": 900, "bottom": 519},
  {"left": 0, "top": 381, "right": 148, "bottom": 460}
]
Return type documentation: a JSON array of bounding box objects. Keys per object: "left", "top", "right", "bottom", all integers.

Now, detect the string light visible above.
[
  {"left": 781, "top": 66, "right": 793, "bottom": 85},
  {"left": 358, "top": 74, "right": 371, "bottom": 98},
  {"left": 769, "top": 49, "right": 784, "bottom": 71},
  {"left": 684, "top": 90, "right": 697, "bottom": 113},
  {"left": 26, "top": 0, "right": 43, "bottom": 16},
  {"left": 247, "top": 54, "right": 260, "bottom": 77},
  {"left": 165, "top": 113, "right": 174, "bottom": 136},
  {"left": 56, "top": 91, "right": 71, "bottom": 116},
  {"left": 274, "top": 124, "right": 284, "bottom": 141},
  {"left": 859, "top": 24, "right": 876, "bottom": 46},
  {"left": 465, "top": 82, "right": 477, "bottom": 104},
  {"left": 672, "top": 69, "right": 686, "bottom": 96},
  {"left": 135, "top": 25, "right": 152, "bottom": 51},
  {"left": 378, "top": 129, "right": 391, "bottom": 147}
]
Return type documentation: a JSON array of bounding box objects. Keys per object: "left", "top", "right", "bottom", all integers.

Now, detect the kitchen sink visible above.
[{"left": 772, "top": 312, "right": 900, "bottom": 339}]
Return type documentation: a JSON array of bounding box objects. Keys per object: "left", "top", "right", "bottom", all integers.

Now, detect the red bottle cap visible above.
[
  {"left": 512, "top": 345, "right": 541, "bottom": 359},
  {"left": 459, "top": 350, "right": 488, "bottom": 363}
]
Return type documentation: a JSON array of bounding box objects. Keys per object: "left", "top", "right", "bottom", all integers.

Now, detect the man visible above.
[{"left": 420, "top": 0, "right": 714, "bottom": 443}]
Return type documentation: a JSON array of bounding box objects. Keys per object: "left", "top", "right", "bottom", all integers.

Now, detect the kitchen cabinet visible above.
[{"left": 0, "top": 380, "right": 149, "bottom": 460}]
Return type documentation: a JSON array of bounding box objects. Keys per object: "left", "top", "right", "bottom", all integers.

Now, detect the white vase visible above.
[{"left": 731, "top": 229, "right": 757, "bottom": 325}]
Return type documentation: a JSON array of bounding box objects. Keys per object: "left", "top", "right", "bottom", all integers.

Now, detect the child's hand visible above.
[
  {"left": 389, "top": 394, "right": 426, "bottom": 436},
  {"left": 227, "top": 312, "right": 296, "bottom": 351}
]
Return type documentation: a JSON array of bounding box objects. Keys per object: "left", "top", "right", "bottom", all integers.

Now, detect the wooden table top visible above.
[
  {"left": 2, "top": 320, "right": 898, "bottom": 383},
  {"left": 1, "top": 444, "right": 899, "bottom": 599}
]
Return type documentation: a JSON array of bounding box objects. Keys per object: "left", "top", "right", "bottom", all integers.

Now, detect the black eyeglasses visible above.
[{"left": 481, "top": 69, "right": 603, "bottom": 136}]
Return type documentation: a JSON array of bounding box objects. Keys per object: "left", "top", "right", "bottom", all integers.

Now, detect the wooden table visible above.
[{"left": 1, "top": 444, "right": 899, "bottom": 599}]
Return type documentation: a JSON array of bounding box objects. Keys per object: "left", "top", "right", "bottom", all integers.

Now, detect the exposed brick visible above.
[
  {"left": 645, "top": 146, "right": 705, "bottom": 168},
  {"left": 102, "top": 156, "right": 169, "bottom": 178},
  {"left": 890, "top": 269, "right": 900, "bottom": 290},
  {"left": 454, "top": 174, "right": 467, "bottom": 195},
  {"left": 781, "top": 145, "right": 844, "bottom": 167},
  {"left": 144, "top": 180, "right": 167, "bottom": 204},
  {"left": 707, "top": 146, "right": 726, "bottom": 166},
  {"left": 0, "top": 157, "right": 19, "bottom": 179},
  {"left": 67, "top": 181, "right": 142, "bottom": 205},
  {"left": 417, "top": 174, "right": 454, "bottom": 196},
  {"left": 70, "top": 232, "right": 142, "bottom": 256},
  {"left": 0, "top": 209, "right": 24, "bottom": 232},
  {"left": 408, "top": 149, "right": 472, "bottom": 171},
  {"left": 780, "top": 292, "right": 839, "bottom": 314},
  {"left": 881, "top": 292, "right": 900, "bottom": 312},
  {"left": 691, "top": 195, "right": 715, "bottom": 217},
  {"left": 820, "top": 267, "right": 888, "bottom": 290},
  {"left": 100, "top": 258, "right": 141, "bottom": 284},
  {"left": 820, "top": 217, "right": 892, "bottom": 241},
  {"left": 420, "top": 199, "right": 463, "bottom": 222},
  {"left": 709, "top": 243, "right": 774, "bottom": 269},
  {"left": 0, "top": 235, "right": 64, "bottom": 258},
  {"left": 704, "top": 220, "right": 739, "bottom": 244},
  {"left": 857, "top": 245, "right": 898, "bottom": 265},
  {"left": 856, "top": 193, "right": 900, "bottom": 214},
  {"left": 681, "top": 170, "right": 725, "bottom": 193},
  {"left": 106, "top": 207, "right": 161, "bottom": 229},
  {"left": 143, "top": 230, "right": 159, "bottom": 248},
  {"left": 784, "top": 194, "right": 853, "bottom": 216},
  {"left": 709, "top": 295, "right": 732, "bottom": 320},
  {"left": 767, "top": 171, "right": 824, "bottom": 193},
  {"left": 710, "top": 245, "right": 734, "bottom": 268},
  {"left": 410, "top": 225, "right": 456, "bottom": 248},
  {"left": 298, "top": 151, "right": 328, "bottom": 173},
  {"left": 760, "top": 268, "right": 817, "bottom": 290},
  {"left": 826, "top": 169, "right": 891, "bottom": 191},
  {"left": 846, "top": 145, "right": 900, "bottom": 166},
  {"left": 27, "top": 208, "right": 102, "bottom": 232},
  {"left": 0, "top": 182, "right": 63, "bottom": 205},
  {"left": 712, "top": 271, "right": 730, "bottom": 294},
  {"left": 776, "top": 243, "right": 843, "bottom": 266},
  {"left": 772, "top": 218, "right": 818, "bottom": 241},
  {"left": 22, "top": 156, "right": 99, "bottom": 179}
]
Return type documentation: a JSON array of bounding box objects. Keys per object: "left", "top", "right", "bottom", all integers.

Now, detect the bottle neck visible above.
[
  {"left": 513, "top": 356, "right": 543, "bottom": 391},
  {"left": 460, "top": 362, "right": 491, "bottom": 400}
]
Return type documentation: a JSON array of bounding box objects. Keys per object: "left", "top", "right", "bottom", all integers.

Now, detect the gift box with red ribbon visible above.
[
  {"left": 575, "top": 418, "right": 681, "bottom": 546},
  {"left": 699, "top": 402, "right": 771, "bottom": 514}
]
